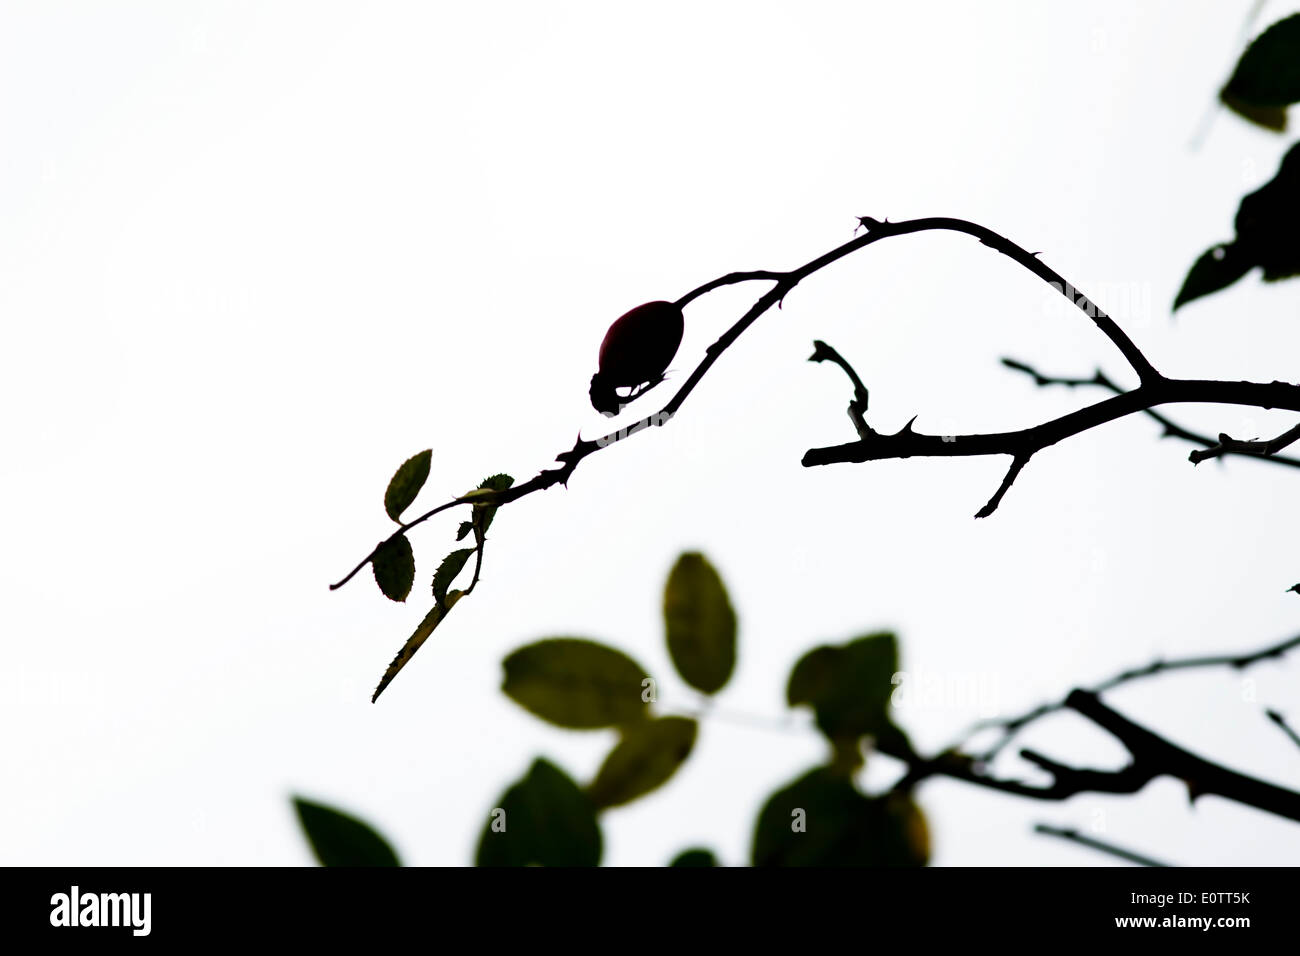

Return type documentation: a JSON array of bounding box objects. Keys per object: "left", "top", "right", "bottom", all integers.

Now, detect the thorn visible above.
[{"left": 896, "top": 415, "right": 918, "bottom": 436}]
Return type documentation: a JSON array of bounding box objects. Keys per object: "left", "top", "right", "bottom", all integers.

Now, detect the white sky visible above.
[{"left": 3, "top": 1, "right": 1300, "bottom": 866}]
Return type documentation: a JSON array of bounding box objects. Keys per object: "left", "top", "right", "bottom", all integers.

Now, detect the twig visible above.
[
  {"left": 1267, "top": 709, "right": 1300, "bottom": 751},
  {"left": 1189, "top": 421, "right": 1300, "bottom": 465},
  {"left": 1033, "top": 823, "right": 1171, "bottom": 867},
  {"left": 808, "top": 339, "right": 871, "bottom": 438}
]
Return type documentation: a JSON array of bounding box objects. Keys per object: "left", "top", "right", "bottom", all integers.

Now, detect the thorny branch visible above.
[
  {"left": 334, "top": 216, "right": 1300, "bottom": 589},
  {"left": 1001, "top": 358, "right": 1300, "bottom": 470}
]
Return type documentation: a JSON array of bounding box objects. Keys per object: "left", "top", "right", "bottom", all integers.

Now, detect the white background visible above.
[{"left": 3, "top": 0, "right": 1300, "bottom": 866}]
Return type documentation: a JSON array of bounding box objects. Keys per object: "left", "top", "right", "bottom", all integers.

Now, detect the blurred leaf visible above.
[
  {"left": 1223, "top": 15, "right": 1300, "bottom": 112},
  {"left": 787, "top": 632, "right": 898, "bottom": 740},
  {"left": 383, "top": 450, "right": 432, "bottom": 522},
  {"left": 1173, "top": 244, "right": 1255, "bottom": 310},
  {"left": 372, "top": 597, "right": 460, "bottom": 702},
  {"left": 751, "top": 767, "right": 928, "bottom": 866},
  {"left": 432, "top": 548, "right": 474, "bottom": 604},
  {"left": 456, "top": 521, "right": 473, "bottom": 541},
  {"left": 663, "top": 552, "right": 737, "bottom": 694},
  {"left": 1176, "top": 141, "right": 1300, "bottom": 309},
  {"left": 371, "top": 534, "right": 415, "bottom": 602},
  {"left": 502, "top": 638, "right": 649, "bottom": 729},
  {"left": 477, "top": 759, "right": 602, "bottom": 866},
  {"left": 293, "top": 797, "right": 401, "bottom": 867},
  {"left": 587, "top": 716, "right": 697, "bottom": 809},
  {"left": 670, "top": 848, "right": 719, "bottom": 867},
  {"left": 1238, "top": 142, "right": 1300, "bottom": 281},
  {"left": 786, "top": 646, "right": 840, "bottom": 708}
]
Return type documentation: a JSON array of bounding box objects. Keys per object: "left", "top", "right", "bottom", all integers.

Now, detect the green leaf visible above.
[
  {"left": 587, "top": 716, "right": 697, "bottom": 809},
  {"left": 787, "top": 632, "right": 898, "bottom": 740},
  {"left": 1173, "top": 244, "right": 1255, "bottom": 310},
  {"left": 479, "top": 473, "right": 515, "bottom": 492},
  {"left": 670, "top": 848, "right": 719, "bottom": 867},
  {"left": 433, "top": 548, "right": 474, "bottom": 604},
  {"left": 371, "top": 534, "right": 415, "bottom": 602},
  {"left": 456, "top": 521, "right": 473, "bottom": 541},
  {"left": 751, "top": 767, "right": 928, "bottom": 866},
  {"left": 372, "top": 597, "right": 460, "bottom": 702},
  {"left": 384, "top": 450, "right": 432, "bottom": 522},
  {"left": 472, "top": 473, "right": 514, "bottom": 539},
  {"left": 1223, "top": 15, "right": 1300, "bottom": 110},
  {"left": 502, "top": 638, "right": 650, "bottom": 729},
  {"left": 293, "top": 797, "right": 401, "bottom": 867},
  {"left": 477, "top": 759, "right": 602, "bottom": 866},
  {"left": 663, "top": 552, "right": 737, "bottom": 694}
]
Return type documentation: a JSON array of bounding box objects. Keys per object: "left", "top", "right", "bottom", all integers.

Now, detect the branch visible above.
[
  {"left": 880, "top": 632, "right": 1300, "bottom": 824},
  {"left": 1068, "top": 689, "right": 1300, "bottom": 820},
  {"left": 1002, "top": 358, "right": 1300, "bottom": 471},
  {"left": 881, "top": 691, "right": 1300, "bottom": 822},
  {"left": 1033, "top": 823, "right": 1172, "bottom": 867},
  {"left": 803, "top": 374, "right": 1300, "bottom": 516},
  {"left": 961, "top": 630, "right": 1300, "bottom": 763},
  {"left": 335, "top": 215, "right": 1182, "bottom": 588}
]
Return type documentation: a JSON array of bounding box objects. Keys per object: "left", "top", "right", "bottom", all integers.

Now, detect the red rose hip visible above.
[{"left": 589, "top": 300, "right": 685, "bottom": 415}]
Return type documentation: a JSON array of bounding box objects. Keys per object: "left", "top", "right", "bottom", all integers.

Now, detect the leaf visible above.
[
  {"left": 787, "top": 632, "right": 898, "bottom": 740},
  {"left": 502, "top": 638, "right": 650, "bottom": 729},
  {"left": 1177, "top": 142, "right": 1300, "bottom": 309},
  {"left": 1236, "top": 141, "right": 1300, "bottom": 281},
  {"left": 472, "top": 473, "right": 515, "bottom": 539},
  {"left": 670, "top": 848, "right": 719, "bottom": 867},
  {"left": 456, "top": 521, "right": 473, "bottom": 541},
  {"left": 432, "top": 548, "right": 474, "bottom": 604},
  {"left": 371, "top": 597, "right": 460, "bottom": 702},
  {"left": 1223, "top": 14, "right": 1300, "bottom": 110},
  {"left": 371, "top": 534, "right": 415, "bottom": 602},
  {"left": 586, "top": 716, "right": 697, "bottom": 809},
  {"left": 476, "top": 759, "right": 602, "bottom": 866},
  {"left": 751, "top": 767, "right": 928, "bottom": 866},
  {"left": 479, "top": 473, "right": 514, "bottom": 492},
  {"left": 663, "top": 552, "right": 737, "bottom": 694},
  {"left": 293, "top": 797, "right": 401, "bottom": 867},
  {"left": 384, "top": 450, "right": 432, "bottom": 522},
  {"left": 1173, "top": 244, "right": 1255, "bottom": 310}
]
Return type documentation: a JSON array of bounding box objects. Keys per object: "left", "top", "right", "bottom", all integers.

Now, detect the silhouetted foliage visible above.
[
  {"left": 294, "top": 797, "right": 401, "bottom": 867},
  {"left": 303, "top": 12, "right": 1300, "bottom": 867}
]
